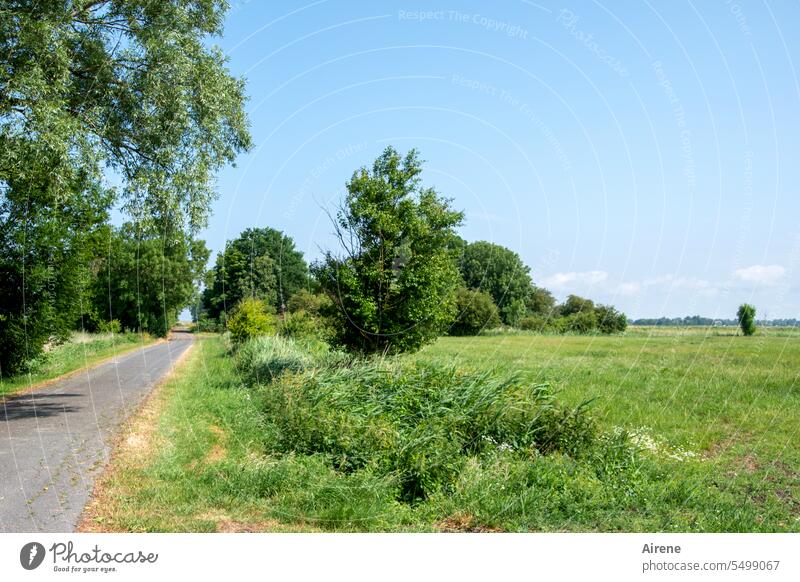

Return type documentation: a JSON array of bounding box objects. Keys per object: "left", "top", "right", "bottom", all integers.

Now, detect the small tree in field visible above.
[
  {"left": 313, "top": 147, "right": 464, "bottom": 354},
  {"left": 737, "top": 303, "right": 756, "bottom": 336}
]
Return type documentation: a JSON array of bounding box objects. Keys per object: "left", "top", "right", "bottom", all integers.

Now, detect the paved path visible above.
[{"left": 0, "top": 332, "right": 194, "bottom": 532}]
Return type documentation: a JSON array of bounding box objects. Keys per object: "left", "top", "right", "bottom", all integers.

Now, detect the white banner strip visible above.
[{"left": 1, "top": 533, "right": 797, "bottom": 581}]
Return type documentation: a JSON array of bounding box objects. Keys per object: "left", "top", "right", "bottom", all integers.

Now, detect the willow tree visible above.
[{"left": 0, "top": 1, "right": 250, "bottom": 372}]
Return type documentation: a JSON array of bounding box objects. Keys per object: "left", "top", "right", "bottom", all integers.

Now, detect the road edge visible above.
[{"left": 76, "top": 336, "right": 199, "bottom": 533}]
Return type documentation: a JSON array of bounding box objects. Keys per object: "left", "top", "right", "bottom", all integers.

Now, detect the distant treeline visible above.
[{"left": 631, "top": 316, "right": 799, "bottom": 327}]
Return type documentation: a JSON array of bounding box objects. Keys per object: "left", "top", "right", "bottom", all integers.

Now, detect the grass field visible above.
[
  {"left": 82, "top": 329, "right": 799, "bottom": 532},
  {"left": 0, "top": 332, "right": 154, "bottom": 397}
]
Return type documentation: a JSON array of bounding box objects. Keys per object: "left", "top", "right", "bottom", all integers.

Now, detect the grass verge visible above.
[{"left": 78, "top": 334, "right": 799, "bottom": 532}]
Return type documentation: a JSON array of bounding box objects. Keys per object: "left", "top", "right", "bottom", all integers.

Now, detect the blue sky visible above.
[{"left": 201, "top": 0, "right": 800, "bottom": 319}]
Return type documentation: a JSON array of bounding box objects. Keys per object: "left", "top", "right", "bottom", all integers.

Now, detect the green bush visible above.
[
  {"left": 449, "top": 288, "right": 501, "bottom": 336},
  {"left": 563, "top": 310, "right": 598, "bottom": 333},
  {"left": 518, "top": 315, "right": 549, "bottom": 332},
  {"left": 226, "top": 298, "right": 276, "bottom": 344},
  {"left": 97, "top": 319, "right": 122, "bottom": 334},
  {"left": 279, "top": 309, "right": 335, "bottom": 342},
  {"left": 594, "top": 305, "right": 627, "bottom": 334},
  {"left": 737, "top": 303, "right": 756, "bottom": 336},
  {"left": 254, "top": 345, "right": 597, "bottom": 501}
]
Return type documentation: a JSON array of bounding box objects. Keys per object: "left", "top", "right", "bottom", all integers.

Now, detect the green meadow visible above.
[{"left": 81, "top": 328, "right": 800, "bottom": 533}]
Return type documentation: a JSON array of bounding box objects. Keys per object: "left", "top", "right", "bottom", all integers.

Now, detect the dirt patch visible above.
[
  {"left": 77, "top": 339, "right": 197, "bottom": 533},
  {"left": 205, "top": 425, "right": 227, "bottom": 464},
  {"left": 437, "top": 514, "right": 503, "bottom": 533},
  {"left": 195, "top": 511, "right": 282, "bottom": 533}
]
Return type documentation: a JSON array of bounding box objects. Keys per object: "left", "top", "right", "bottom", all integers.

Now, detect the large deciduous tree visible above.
[
  {"left": 92, "top": 224, "right": 209, "bottom": 337},
  {"left": 313, "top": 147, "right": 464, "bottom": 354},
  {"left": 202, "top": 228, "right": 308, "bottom": 320},
  {"left": 0, "top": 1, "right": 250, "bottom": 371},
  {"left": 458, "top": 241, "right": 534, "bottom": 325}
]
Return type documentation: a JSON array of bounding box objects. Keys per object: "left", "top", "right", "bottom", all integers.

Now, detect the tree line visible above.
[
  {"left": 199, "top": 146, "right": 628, "bottom": 355},
  {"left": 1, "top": 1, "right": 250, "bottom": 375}
]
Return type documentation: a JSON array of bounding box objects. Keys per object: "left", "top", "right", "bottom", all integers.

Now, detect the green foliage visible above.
[
  {"left": 563, "top": 310, "right": 598, "bottom": 333},
  {"left": 235, "top": 334, "right": 336, "bottom": 383},
  {"left": 737, "top": 303, "right": 756, "bottom": 336},
  {"left": 0, "top": 0, "right": 251, "bottom": 235},
  {"left": 526, "top": 286, "right": 557, "bottom": 316},
  {"left": 518, "top": 315, "right": 550, "bottom": 332},
  {"left": 458, "top": 241, "right": 534, "bottom": 325},
  {"left": 247, "top": 336, "right": 596, "bottom": 501},
  {"left": 97, "top": 319, "right": 122, "bottom": 334},
  {"left": 287, "top": 289, "right": 331, "bottom": 315},
  {"left": 227, "top": 298, "right": 276, "bottom": 345},
  {"left": 313, "top": 147, "right": 464, "bottom": 354},
  {"left": 560, "top": 294, "right": 596, "bottom": 317},
  {"left": 202, "top": 228, "right": 308, "bottom": 319},
  {"left": 90, "top": 224, "right": 208, "bottom": 337},
  {"left": 595, "top": 304, "right": 628, "bottom": 334},
  {"left": 1, "top": 0, "right": 248, "bottom": 371},
  {"left": 0, "top": 175, "right": 113, "bottom": 374},
  {"left": 450, "top": 288, "right": 501, "bottom": 336}
]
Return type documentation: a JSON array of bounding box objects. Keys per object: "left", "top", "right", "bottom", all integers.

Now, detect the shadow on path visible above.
[{"left": 1, "top": 393, "right": 83, "bottom": 421}]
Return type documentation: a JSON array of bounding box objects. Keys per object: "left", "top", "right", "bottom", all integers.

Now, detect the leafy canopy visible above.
[
  {"left": 737, "top": 303, "right": 756, "bottom": 336},
  {"left": 202, "top": 227, "right": 308, "bottom": 320},
  {"left": 313, "top": 146, "right": 464, "bottom": 354},
  {"left": 458, "top": 241, "right": 534, "bottom": 325}
]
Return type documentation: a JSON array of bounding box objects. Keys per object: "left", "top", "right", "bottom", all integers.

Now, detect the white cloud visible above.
[
  {"left": 732, "top": 264, "right": 786, "bottom": 286},
  {"left": 543, "top": 270, "right": 608, "bottom": 288}
]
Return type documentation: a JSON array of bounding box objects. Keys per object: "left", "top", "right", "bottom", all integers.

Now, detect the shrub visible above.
[
  {"left": 737, "top": 303, "right": 756, "bottom": 336},
  {"left": 226, "top": 298, "right": 276, "bottom": 344},
  {"left": 518, "top": 315, "right": 549, "bottom": 332},
  {"left": 279, "top": 310, "right": 335, "bottom": 342},
  {"left": 564, "top": 310, "right": 598, "bottom": 333},
  {"left": 97, "top": 319, "right": 122, "bottom": 334},
  {"left": 594, "top": 305, "right": 627, "bottom": 334},
  {"left": 450, "top": 288, "right": 501, "bottom": 336},
  {"left": 287, "top": 289, "right": 332, "bottom": 315},
  {"left": 236, "top": 334, "right": 342, "bottom": 383},
  {"left": 255, "top": 350, "right": 597, "bottom": 501}
]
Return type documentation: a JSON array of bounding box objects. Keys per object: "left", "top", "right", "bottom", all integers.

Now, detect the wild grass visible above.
[
  {"left": 0, "top": 331, "right": 152, "bottom": 397},
  {"left": 81, "top": 331, "right": 800, "bottom": 532}
]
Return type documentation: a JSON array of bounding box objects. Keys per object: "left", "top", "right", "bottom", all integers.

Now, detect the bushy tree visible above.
[
  {"left": 227, "top": 298, "right": 276, "bottom": 344},
  {"left": 737, "top": 303, "right": 756, "bottom": 336},
  {"left": 203, "top": 228, "right": 308, "bottom": 319},
  {"left": 92, "top": 224, "right": 209, "bottom": 337},
  {"left": 450, "top": 288, "right": 501, "bottom": 336},
  {"left": 1, "top": 1, "right": 249, "bottom": 371},
  {"left": 313, "top": 147, "right": 464, "bottom": 354},
  {"left": 564, "top": 310, "right": 598, "bottom": 333},
  {"left": 595, "top": 304, "right": 627, "bottom": 334},
  {"left": 458, "top": 241, "right": 533, "bottom": 325},
  {"left": 527, "top": 286, "right": 557, "bottom": 316},
  {"left": 560, "top": 294, "right": 595, "bottom": 317},
  {"left": 0, "top": 177, "right": 112, "bottom": 374}
]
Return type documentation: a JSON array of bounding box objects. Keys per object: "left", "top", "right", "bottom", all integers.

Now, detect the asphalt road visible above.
[{"left": 0, "top": 332, "right": 194, "bottom": 532}]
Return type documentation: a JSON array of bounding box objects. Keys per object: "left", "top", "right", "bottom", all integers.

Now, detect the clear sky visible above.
[{"left": 200, "top": 0, "right": 800, "bottom": 319}]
